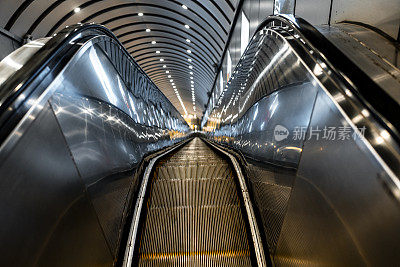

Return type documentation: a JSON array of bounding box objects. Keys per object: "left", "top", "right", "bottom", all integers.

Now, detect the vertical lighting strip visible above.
[
  {"left": 182, "top": 3, "right": 196, "bottom": 115},
  {"left": 140, "top": 11, "right": 188, "bottom": 116}
]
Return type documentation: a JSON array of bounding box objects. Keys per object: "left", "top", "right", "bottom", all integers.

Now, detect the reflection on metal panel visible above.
[
  {"left": 273, "top": 0, "right": 295, "bottom": 15},
  {"left": 202, "top": 16, "right": 400, "bottom": 265},
  {"left": 0, "top": 25, "right": 190, "bottom": 265}
]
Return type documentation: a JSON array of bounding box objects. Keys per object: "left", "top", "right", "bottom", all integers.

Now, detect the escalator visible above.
[
  {"left": 135, "top": 137, "right": 253, "bottom": 266},
  {"left": 0, "top": 14, "right": 400, "bottom": 267}
]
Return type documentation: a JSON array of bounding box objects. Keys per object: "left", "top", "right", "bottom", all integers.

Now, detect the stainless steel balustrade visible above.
[
  {"left": 202, "top": 15, "right": 400, "bottom": 265},
  {"left": 0, "top": 24, "right": 189, "bottom": 266}
]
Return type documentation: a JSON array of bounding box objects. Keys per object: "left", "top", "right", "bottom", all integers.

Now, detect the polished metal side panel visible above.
[
  {"left": 0, "top": 102, "right": 112, "bottom": 266},
  {"left": 330, "top": 0, "right": 400, "bottom": 39},
  {"left": 273, "top": 0, "right": 295, "bottom": 15},
  {"left": 234, "top": 83, "right": 317, "bottom": 166},
  {"left": 316, "top": 24, "right": 400, "bottom": 105},
  {"left": 275, "top": 88, "right": 400, "bottom": 265},
  {"left": 0, "top": 38, "right": 49, "bottom": 87},
  {"left": 204, "top": 17, "right": 400, "bottom": 265},
  {"left": 295, "top": 0, "right": 331, "bottom": 25},
  {"left": 47, "top": 43, "right": 178, "bottom": 256}
]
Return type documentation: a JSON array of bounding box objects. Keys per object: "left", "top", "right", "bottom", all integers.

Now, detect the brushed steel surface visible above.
[
  {"left": 0, "top": 102, "right": 112, "bottom": 266},
  {"left": 203, "top": 16, "right": 400, "bottom": 266},
  {"left": 0, "top": 37, "right": 49, "bottom": 87},
  {"left": 136, "top": 138, "right": 252, "bottom": 266},
  {"left": 0, "top": 24, "right": 189, "bottom": 265},
  {"left": 317, "top": 24, "right": 400, "bottom": 105}
]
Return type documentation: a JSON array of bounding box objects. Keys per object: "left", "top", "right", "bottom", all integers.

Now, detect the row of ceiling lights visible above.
[
  {"left": 72, "top": 4, "right": 197, "bottom": 116},
  {"left": 140, "top": 4, "right": 196, "bottom": 115}
]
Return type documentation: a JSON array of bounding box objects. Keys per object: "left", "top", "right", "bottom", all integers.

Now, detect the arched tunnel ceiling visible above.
[{"left": 0, "top": 0, "right": 239, "bottom": 117}]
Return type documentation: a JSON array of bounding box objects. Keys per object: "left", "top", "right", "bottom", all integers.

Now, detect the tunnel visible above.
[{"left": 0, "top": 0, "right": 400, "bottom": 266}]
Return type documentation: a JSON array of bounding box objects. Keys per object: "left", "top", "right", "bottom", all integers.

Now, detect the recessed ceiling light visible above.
[
  {"left": 172, "top": 83, "right": 175, "bottom": 85},
  {"left": 166, "top": 70, "right": 169, "bottom": 73},
  {"left": 190, "top": 77, "right": 193, "bottom": 79},
  {"left": 186, "top": 49, "right": 191, "bottom": 53},
  {"left": 189, "top": 65, "right": 193, "bottom": 69},
  {"left": 160, "top": 58, "right": 164, "bottom": 62},
  {"left": 74, "top": 7, "right": 81, "bottom": 13},
  {"left": 170, "top": 79, "right": 173, "bottom": 82},
  {"left": 182, "top": 4, "right": 188, "bottom": 9},
  {"left": 138, "top": 13, "right": 143, "bottom": 16},
  {"left": 191, "top": 81, "right": 194, "bottom": 84},
  {"left": 146, "top": 28, "right": 151, "bottom": 32},
  {"left": 186, "top": 39, "right": 191, "bottom": 43},
  {"left": 156, "top": 51, "right": 160, "bottom": 54},
  {"left": 188, "top": 58, "right": 192, "bottom": 62},
  {"left": 190, "top": 71, "right": 193, "bottom": 75},
  {"left": 151, "top": 41, "right": 156, "bottom": 44},
  {"left": 173, "top": 85, "right": 176, "bottom": 88},
  {"left": 168, "top": 75, "right": 171, "bottom": 78},
  {"left": 163, "top": 65, "right": 167, "bottom": 68},
  {"left": 184, "top": 24, "right": 190, "bottom": 29}
]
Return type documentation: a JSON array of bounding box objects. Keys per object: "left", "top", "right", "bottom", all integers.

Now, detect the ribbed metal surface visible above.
[{"left": 137, "top": 138, "right": 252, "bottom": 266}]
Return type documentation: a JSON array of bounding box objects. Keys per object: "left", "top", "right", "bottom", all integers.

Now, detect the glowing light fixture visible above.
[{"left": 74, "top": 7, "right": 81, "bottom": 13}]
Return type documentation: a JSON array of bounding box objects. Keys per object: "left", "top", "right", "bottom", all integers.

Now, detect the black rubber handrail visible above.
[
  {"left": 203, "top": 15, "right": 400, "bottom": 143},
  {"left": 0, "top": 23, "right": 186, "bottom": 145}
]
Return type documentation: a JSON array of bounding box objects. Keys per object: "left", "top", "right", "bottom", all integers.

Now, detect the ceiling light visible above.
[
  {"left": 138, "top": 13, "right": 143, "bottom": 16},
  {"left": 191, "top": 81, "right": 194, "bottom": 84},
  {"left": 163, "top": 65, "right": 166, "bottom": 68},
  {"left": 188, "top": 58, "right": 192, "bottom": 62},
  {"left": 160, "top": 58, "right": 164, "bottom": 62},
  {"left": 74, "top": 7, "right": 81, "bottom": 13},
  {"left": 156, "top": 51, "right": 160, "bottom": 54},
  {"left": 166, "top": 70, "right": 169, "bottom": 73},
  {"left": 172, "top": 83, "right": 175, "bottom": 85},
  {"left": 151, "top": 41, "right": 156, "bottom": 44},
  {"left": 170, "top": 79, "right": 173, "bottom": 82},
  {"left": 146, "top": 28, "right": 151, "bottom": 32},
  {"left": 186, "top": 49, "right": 191, "bottom": 53},
  {"left": 182, "top": 4, "right": 188, "bottom": 9},
  {"left": 173, "top": 86, "right": 176, "bottom": 88},
  {"left": 184, "top": 24, "right": 190, "bottom": 29},
  {"left": 189, "top": 65, "right": 193, "bottom": 69},
  {"left": 168, "top": 75, "right": 171, "bottom": 78},
  {"left": 190, "top": 71, "right": 193, "bottom": 75},
  {"left": 186, "top": 39, "right": 191, "bottom": 43},
  {"left": 190, "top": 77, "right": 193, "bottom": 79}
]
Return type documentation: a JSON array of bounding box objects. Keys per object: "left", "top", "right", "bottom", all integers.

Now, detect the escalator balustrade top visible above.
[{"left": 136, "top": 137, "right": 252, "bottom": 266}]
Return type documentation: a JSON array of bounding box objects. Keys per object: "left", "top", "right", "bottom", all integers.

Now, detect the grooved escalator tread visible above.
[{"left": 136, "top": 138, "right": 252, "bottom": 266}]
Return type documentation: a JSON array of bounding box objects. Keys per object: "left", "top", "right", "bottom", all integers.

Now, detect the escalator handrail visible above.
[
  {"left": 205, "top": 15, "right": 400, "bottom": 144},
  {"left": 0, "top": 23, "right": 187, "bottom": 146}
]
